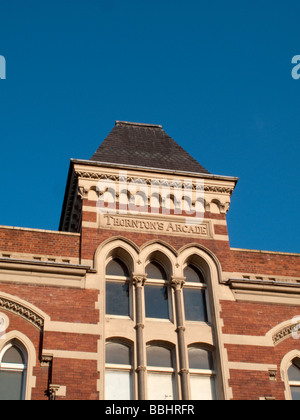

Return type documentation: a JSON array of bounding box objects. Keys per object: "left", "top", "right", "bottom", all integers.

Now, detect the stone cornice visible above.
[
  {"left": 72, "top": 158, "right": 239, "bottom": 184},
  {"left": 75, "top": 170, "right": 236, "bottom": 195},
  {"left": 0, "top": 258, "right": 92, "bottom": 275},
  {"left": 226, "top": 278, "right": 300, "bottom": 293}
]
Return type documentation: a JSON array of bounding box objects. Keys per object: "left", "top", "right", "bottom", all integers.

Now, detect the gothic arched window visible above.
[
  {"left": 288, "top": 358, "right": 300, "bottom": 400},
  {"left": 145, "top": 261, "right": 170, "bottom": 320},
  {"left": 183, "top": 264, "right": 208, "bottom": 323},
  {"left": 0, "top": 341, "right": 27, "bottom": 400}
]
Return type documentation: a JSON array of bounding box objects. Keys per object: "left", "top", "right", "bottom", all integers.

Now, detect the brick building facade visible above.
[{"left": 0, "top": 121, "right": 299, "bottom": 400}]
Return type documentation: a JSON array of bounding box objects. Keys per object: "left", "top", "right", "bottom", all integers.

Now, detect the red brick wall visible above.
[
  {"left": 0, "top": 283, "right": 99, "bottom": 324},
  {"left": 0, "top": 282, "right": 100, "bottom": 400},
  {"left": 0, "top": 227, "right": 80, "bottom": 259},
  {"left": 221, "top": 300, "right": 300, "bottom": 336},
  {"left": 221, "top": 300, "right": 300, "bottom": 400},
  {"left": 230, "top": 249, "right": 300, "bottom": 277}
]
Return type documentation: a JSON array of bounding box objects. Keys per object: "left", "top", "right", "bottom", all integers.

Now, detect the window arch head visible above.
[
  {"left": 0, "top": 341, "right": 27, "bottom": 401},
  {"left": 106, "top": 258, "right": 130, "bottom": 278},
  {"left": 1, "top": 345, "right": 25, "bottom": 365},
  {"left": 184, "top": 264, "right": 205, "bottom": 284},
  {"left": 146, "top": 261, "right": 167, "bottom": 280},
  {"left": 106, "top": 341, "right": 132, "bottom": 366},
  {"left": 188, "top": 345, "right": 214, "bottom": 370},
  {"left": 144, "top": 248, "right": 173, "bottom": 280},
  {"left": 147, "top": 345, "right": 173, "bottom": 368}
]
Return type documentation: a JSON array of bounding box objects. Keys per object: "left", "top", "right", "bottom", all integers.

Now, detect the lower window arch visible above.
[
  {"left": 0, "top": 340, "right": 27, "bottom": 400},
  {"left": 146, "top": 344, "right": 177, "bottom": 400},
  {"left": 105, "top": 340, "right": 134, "bottom": 400}
]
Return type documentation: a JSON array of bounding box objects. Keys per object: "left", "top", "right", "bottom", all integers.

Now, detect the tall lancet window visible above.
[
  {"left": 183, "top": 264, "right": 208, "bottom": 323},
  {"left": 145, "top": 261, "right": 170, "bottom": 320},
  {"left": 106, "top": 258, "right": 131, "bottom": 317}
]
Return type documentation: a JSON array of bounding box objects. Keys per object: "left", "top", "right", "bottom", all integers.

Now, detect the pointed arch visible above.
[
  {"left": 139, "top": 241, "right": 177, "bottom": 278},
  {"left": 280, "top": 350, "right": 300, "bottom": 400},
  {"left": 0, "top": 330, "right": 37, "bottom": 400},
  {"left": 94, "top": 236, "right": 140, "bottom": 274},
  {"left": 177, "top": 243, "right": 223, "bottom": 283}
]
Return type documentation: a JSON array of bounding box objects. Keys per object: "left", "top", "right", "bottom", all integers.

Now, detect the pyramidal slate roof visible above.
[{"left": 90, "top": 121, "right": 210, "bottom": 175}]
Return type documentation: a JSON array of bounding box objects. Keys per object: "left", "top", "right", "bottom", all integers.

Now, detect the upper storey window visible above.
[
  {"left": 106, "top": 258, "right": 130, "bottom": 317},
  {"left": 183, "top": 264, "right": 208, "bottom": 322},
  {"left": 145, "top": 261, "right": 170, "bottom": 320}
]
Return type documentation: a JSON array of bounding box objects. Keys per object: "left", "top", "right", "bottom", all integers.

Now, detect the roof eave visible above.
[{"left": 71, "top": 158, "right": 239, "bottom": 184}]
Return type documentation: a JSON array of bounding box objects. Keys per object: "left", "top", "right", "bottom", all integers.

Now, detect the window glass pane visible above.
[
  {"left": 190, "top": 375, "right": 216, "bottom": 400},
  {"left": 291, "top": 386, "right": 300, "bottom": 401},
  {"left": 105, "top": 370, "right": 132, "bottom": 400},
  {"left": 147, "top": 346, "right": 173, "bottom": 368},
  {"left": 184, "top": 289, "right": 208, "bottom": 322},
  {"left": 184, "top": 265, "right": 205, "bottom": 283},
  {"left": 106, "top": 343, "right": 131, "bottom": 365},
  {"left": 147, "top": 373, "right": 175, "bottom": 400},
  {"left": 2, "top": 346, "right": 24, "bottom": 364},
  {"left": 106, "top": 258, "right": 129, "bottom": 277},
  {"left": 145, "top": 285, "right": 169, "bottom": 319},
  {"left": 188, "top": 348, "right": 213, "bottom": 370},
  {"left": 106, "top": 282, "right": 130, "bottom": 316},
  {"left": 146, "top": 262, "right": 167, "bottom": 280},
  {"left": 0, "top": 371, "right": 24, "bottom": 400},
  {"left": 288, "top": 364, "right": 300, "bottom": 382}
]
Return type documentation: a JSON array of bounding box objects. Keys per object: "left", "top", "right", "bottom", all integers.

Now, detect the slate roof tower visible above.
[{"left": 90, "top": 121, "right": 210, "bottom": 174}]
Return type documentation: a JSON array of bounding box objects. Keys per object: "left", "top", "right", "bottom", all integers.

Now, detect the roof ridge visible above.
[{"left": 115, "top": 120, "right": 163, "bottom": 129}]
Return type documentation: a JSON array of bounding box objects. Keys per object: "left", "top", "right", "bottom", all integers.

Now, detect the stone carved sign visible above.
[{"left": 100, "top": 214, "right": 212, "bottom": 238}]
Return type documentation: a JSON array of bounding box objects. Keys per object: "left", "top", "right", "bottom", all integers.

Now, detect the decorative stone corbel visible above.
[
  {"left": 78, "top": 186, "right": 89, "bottom": 200},
  {"left": 48, "top": 384, "right": 66, "bottom": 400}
]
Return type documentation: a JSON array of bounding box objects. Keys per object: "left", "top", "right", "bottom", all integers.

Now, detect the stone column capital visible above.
[
  {"left": 171, "top": 277, "right": 186, "bottom": 290},
  {"left": 132, "top": 274, "right": 147, "bottom": 287}
]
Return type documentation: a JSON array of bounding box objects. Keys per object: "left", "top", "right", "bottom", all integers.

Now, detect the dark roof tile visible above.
[{"left": 90, "top": 121, "right": 210, "bottom": 174}]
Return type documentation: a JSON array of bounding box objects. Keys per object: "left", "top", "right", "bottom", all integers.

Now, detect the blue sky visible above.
[{"left": 0, "top": 0, "right": 299, "bottom": 253}]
